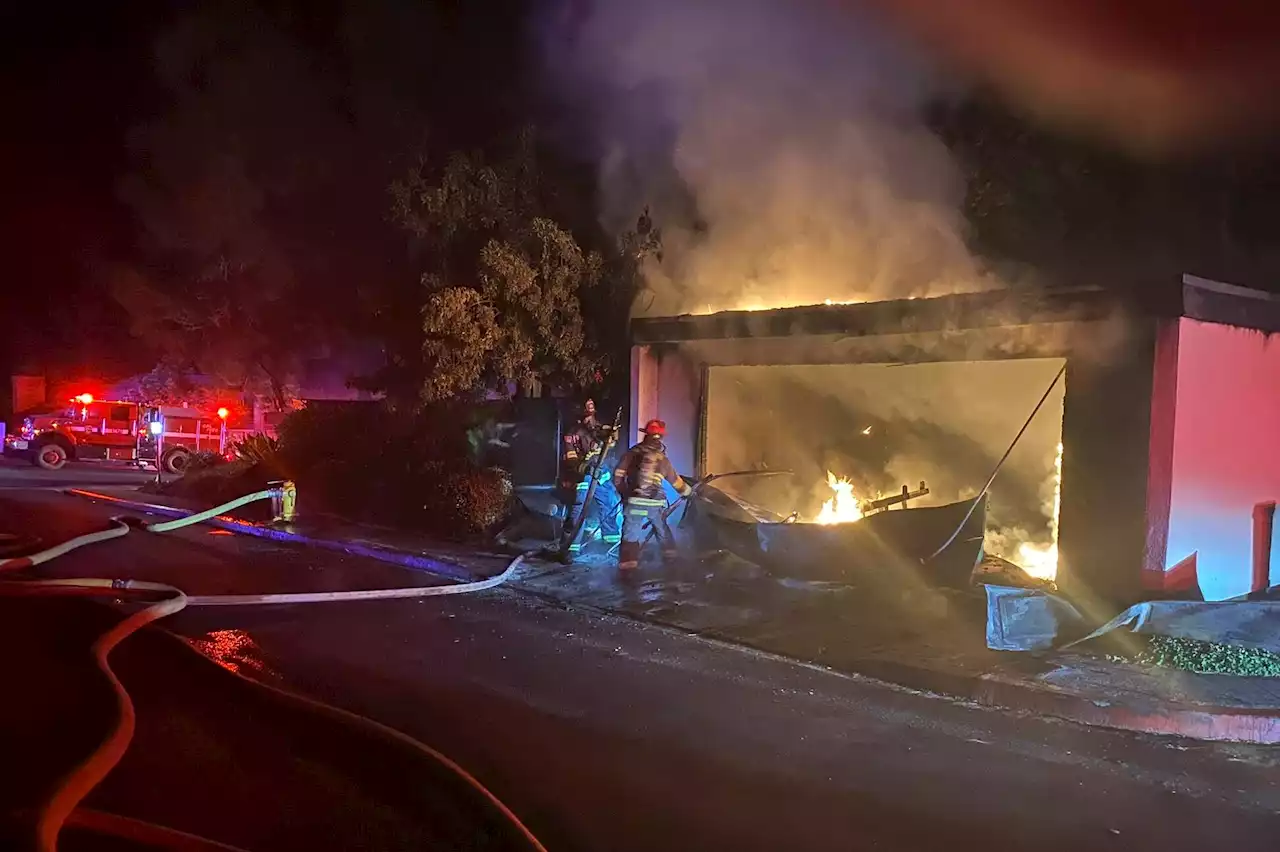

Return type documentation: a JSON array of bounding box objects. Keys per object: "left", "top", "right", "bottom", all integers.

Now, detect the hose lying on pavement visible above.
[
  {"left": 0, "top": 521, "right": 131, "bottom": 571},
  {"left": 144, "top": 489, "right": 276, "bottom": 533},
  {"left": 0, "top": 487, "right": 544, "bottom": 852}
]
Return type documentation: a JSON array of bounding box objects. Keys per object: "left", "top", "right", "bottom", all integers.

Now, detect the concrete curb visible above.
[
  {"left": 737, "top": 638, "right": 1280, "bottom": 744},
  {"left": 972, "top": 672, "right": 1280, "bottom": 743},
  {"left": 63, "top": 488, "right": 480, "bottom": 584}
]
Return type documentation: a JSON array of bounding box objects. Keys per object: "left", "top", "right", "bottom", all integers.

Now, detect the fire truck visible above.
[{"left": 4, "top": 394, "right": 256, "bottom": 473}]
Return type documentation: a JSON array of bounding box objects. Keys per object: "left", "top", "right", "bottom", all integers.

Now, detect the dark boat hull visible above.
[{"left": 691, "top": 496, "right": 987, "bottom": 588}]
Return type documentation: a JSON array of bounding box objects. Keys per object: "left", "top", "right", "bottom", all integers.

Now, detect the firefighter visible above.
[
  {"left": 559, "top": 399, "right": 621, "bottom": 555},
  {"left": 612, "top": 419, "right": 692, "bottom": 570}
]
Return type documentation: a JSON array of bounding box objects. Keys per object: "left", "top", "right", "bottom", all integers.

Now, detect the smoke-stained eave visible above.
[
  {"left": 632, "top": 286, "right": 1115, "bottom": 344},
  {"left": 631, "top": 275, "right": 1280, "bottom": 344},
  {"left": 1181, "top": 274, "right": 1280, "bottom": 336}
]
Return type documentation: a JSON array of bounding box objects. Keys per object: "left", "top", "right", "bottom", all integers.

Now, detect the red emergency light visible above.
[
  {"left": 217, "top": 407, "right": 230, "bottom": 420},
  {"left": 74, "top": 393, "right": 94, "bottom": 405}
]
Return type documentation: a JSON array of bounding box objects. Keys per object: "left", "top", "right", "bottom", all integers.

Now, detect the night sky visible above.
[
  {"left": 0, "top": 1, "right": 533, "bottom": 412},
  {"left": 1, "top": 4, "right": 172, "bottom": 383},
  {"left": 5, "top": 1, "right": 1280, "bottom": 419}
]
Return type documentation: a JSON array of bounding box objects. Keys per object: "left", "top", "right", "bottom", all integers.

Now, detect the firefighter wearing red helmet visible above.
[{"left": 611, "top": 418, "right": 692, "bottom": 570}]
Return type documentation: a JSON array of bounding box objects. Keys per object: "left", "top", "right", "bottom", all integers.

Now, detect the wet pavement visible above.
[
  {"left": 64, "top": 485, "right": 1280, "bottom": 735},
  {"left": 68, "top": 482, "right": 514, "bottom": 581},
  {"left": 518, "top": 546, "right": 1280, "bottom": 738},
  {"left": 0, "top": 596, "right": 533, "bottom": 851},
  {"left": 3, "top": 489, "right": 448, "bottom": 596},
  {"left": 0, "top": 456, "right": 154, "bottom": 488},
  {"left": 3, "top": 488, "right": 1280, "bottom": 850},
  {"left": 511, "top": 544, "right": 1044, "bottom": 691}
]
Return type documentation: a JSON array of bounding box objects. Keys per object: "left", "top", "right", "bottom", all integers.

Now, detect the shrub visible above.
[
  {"left": 433, "top": 463, "right": 512, "bottom": 537},
  {"left": 184, "top": 450, "right": 227, "bottom": 474},
  {"left": 158, "top": 458, "right": 274, "bottom": 519},
  {"left": 272, "top": 400, "right": 513, "bottom": 538},
  {"left": 233, "top": 434, "right": 282, "bottom": 468}
]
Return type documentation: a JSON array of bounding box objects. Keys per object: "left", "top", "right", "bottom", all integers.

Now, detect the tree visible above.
[
  {"left": 931, "top": 95, "right": 1280, "bottom": 292},
  {"left": 378, "top": 130, "right": 658, "bottom": 406},
  {"left": 109, "top": 263, "right": 298, "bottom": 408},
  {"left": 115, "top": 360, "right": 221, "bottom": 410},
  {"left": 110, "top": 4, "right": 411, "bottom": 408},
  {"left": 116, "top": 6, "right": 657, "bottom": 412}
]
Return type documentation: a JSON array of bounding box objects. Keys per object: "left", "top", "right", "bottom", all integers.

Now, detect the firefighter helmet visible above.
[{"left": 641, "top": 419, "right": 666, "bottom": 436}]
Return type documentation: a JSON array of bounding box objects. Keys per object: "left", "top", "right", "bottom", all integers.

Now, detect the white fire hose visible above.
[{"left": 0, "top": 487, "right": 543, "bottom": 852}]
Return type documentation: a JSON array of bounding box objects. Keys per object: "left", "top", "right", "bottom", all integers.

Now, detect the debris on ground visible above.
[
  {"left": 973, "top": 554, "right": 1055, "bottom": 590},
  {"left": 1108, "top": 635, "right": 1280, "bottom": 677}
]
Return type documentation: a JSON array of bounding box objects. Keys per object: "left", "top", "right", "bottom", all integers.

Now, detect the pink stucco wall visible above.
[
  {"left": 630, "top": 345, "right": 701, "bottom": 478},
  {"left": 1167, "top": 318, "right": 1280, "bottom": 600}
]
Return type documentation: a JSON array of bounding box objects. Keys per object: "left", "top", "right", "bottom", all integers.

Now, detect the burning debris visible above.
[
  {"left": 812, "top": 473, "right": 930, "bottom": 526},
  {"left": 1012, "top": 442, "right": 1063, "bottom": 581},
  {"left": 690, "top": 359, "right": 1067, "bottom": 589},
  {"left": 699, "top": 298, "right": 873, "bottom": 316},
  {"left": 686, "top": 475, "right": 987, "bottom": 588},
  {"left": 815, "top": 472, "right": 863, "bottom": 525}
]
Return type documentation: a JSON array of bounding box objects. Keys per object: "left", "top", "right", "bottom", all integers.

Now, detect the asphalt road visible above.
[
  {"left": 0, "top": 455, "right": 155, "bottom": 488},
  {"left": 3, "top": 482, "right": 1280, "bottom": 851}
]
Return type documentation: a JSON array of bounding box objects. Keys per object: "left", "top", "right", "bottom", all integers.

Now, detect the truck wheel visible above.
[
  {"left": 35, "top": 442, "right": 68, "bottom": 471},
  {"left": 161, "top": 447, "right": 192, "bottom": 475}
]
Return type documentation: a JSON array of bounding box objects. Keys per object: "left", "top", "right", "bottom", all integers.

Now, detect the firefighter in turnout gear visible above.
[
  {"left": 559, "top": 399, "right": 621, "bottom": 555},
  {"left": 612, "top": 419, "right": 692, "bottom": 570}
]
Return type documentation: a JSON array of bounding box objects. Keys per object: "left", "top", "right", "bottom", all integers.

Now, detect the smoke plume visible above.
[{"left": 538, "top": 0, "right": 991, "bottom": 316}]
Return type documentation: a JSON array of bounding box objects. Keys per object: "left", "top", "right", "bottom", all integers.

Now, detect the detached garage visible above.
[{"left": 629, "top": 275, "right": 1280, "bottom": 616}]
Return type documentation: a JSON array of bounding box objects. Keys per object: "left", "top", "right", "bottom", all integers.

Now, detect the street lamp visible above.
[
  {"left": 150, "top": 419, "right": 164, "bottom": 484},
  {"left": 217, "top": 407, "right": 229, "bottom": 454}
]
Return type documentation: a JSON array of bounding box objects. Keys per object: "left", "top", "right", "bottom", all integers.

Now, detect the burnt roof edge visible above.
[
  {"left": 630, "top": 286, "right": 1156, "bottom": 344},
  {"left": 1181, "top": 274, "right": 1280, "bottom": 334}
]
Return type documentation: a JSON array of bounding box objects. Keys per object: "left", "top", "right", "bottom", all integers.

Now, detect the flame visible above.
[
  {"left": 698, "top": 297, "right": 870, "bottom": 315},
  {"left": 1016, "top": 442, "right": 1063, "bottom": 580},
  {"left": 814, "top": 471, "right": 864, "bottom": 525}
]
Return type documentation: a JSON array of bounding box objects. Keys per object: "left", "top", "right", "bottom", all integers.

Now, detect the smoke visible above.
[{"left": 537, "top": 0, "right": 992, "bottom": 316}]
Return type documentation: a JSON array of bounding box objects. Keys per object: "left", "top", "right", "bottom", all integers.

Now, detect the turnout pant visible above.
[
  {"left": 561, "top": 474, "right": 622, "bottom": 555},
  {"left": 619, "top": 496, "right": 674, "bottom": 568}
]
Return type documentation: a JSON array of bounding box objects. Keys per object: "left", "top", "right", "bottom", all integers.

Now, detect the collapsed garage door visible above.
[{"left": 703, "top": 359, "right": 1066, "bottom": 578}]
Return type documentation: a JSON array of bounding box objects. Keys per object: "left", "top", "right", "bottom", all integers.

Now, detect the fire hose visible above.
[
  {"left": 923, "top": 362, "right": 1067, "bottom": 564},
  {"left": 0, "top": 488, "right": 545, "bottom": 852}
]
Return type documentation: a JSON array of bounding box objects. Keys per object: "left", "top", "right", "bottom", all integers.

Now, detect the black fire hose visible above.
[
  {"left": 922, "top": 362, "right": 1066, "bottom": 564},
  {"left": 553, "top": 410, "right": 623, "bottom": 562}
]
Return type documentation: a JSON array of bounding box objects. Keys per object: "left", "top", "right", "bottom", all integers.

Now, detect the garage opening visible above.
[{"left": 703, "top": 359, "right": 1066, "bottom": 579}]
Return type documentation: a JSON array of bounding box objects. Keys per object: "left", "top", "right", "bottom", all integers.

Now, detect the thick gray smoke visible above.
[{"left": 538, "top": 0, "right": 991, "bottom": 316}]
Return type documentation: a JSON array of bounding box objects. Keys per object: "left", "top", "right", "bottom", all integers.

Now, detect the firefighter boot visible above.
[{"left": 618, "top": 541, "right": 641, "bottom": 571}]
